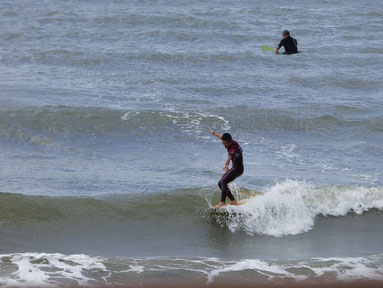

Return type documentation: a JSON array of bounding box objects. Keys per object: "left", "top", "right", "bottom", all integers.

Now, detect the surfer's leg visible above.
[
  {"left": 220, "top": 169, "right": 239, "bottom": 203},
  {"left": 218, "top": 170, "right": 230, "bottom": 195},
  {"left": 213, "top": 172, "right": 232, "bottom": 209},
  {"left": 224, "top": 184, "right": 235, "bottom": 202}
]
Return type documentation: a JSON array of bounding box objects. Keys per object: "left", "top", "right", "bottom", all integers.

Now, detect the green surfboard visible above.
[{"left": 261, "top": 46, "right": 274, "bottom": 52}]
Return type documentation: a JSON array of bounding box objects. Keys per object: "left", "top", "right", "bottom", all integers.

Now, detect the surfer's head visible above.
[
  {"left": 282, "top": 30, "right": 290, "bottom": 38},
  {"left": 221, "top": 133, "right": 232, "bottom": 149}
]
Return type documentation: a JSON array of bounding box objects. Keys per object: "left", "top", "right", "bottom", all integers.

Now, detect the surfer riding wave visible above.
[{"left": 210, "top": 130, "right": 244, "bottom": 209}]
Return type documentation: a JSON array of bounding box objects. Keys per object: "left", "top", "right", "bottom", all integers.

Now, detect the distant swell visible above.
[
  {"left": 0, "top": 106, "right": 381, "bottom": 146},
  {"left": 0, "top": 106, "right": 230, "bottom": 145}
]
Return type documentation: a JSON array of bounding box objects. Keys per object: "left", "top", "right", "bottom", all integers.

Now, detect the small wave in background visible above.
[{"left": 1, "top": 253, "right": 382, "bottom": 287}]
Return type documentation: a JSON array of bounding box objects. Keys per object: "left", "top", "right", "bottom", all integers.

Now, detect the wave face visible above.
[
  {"left": 0, "top": 253, "right": 382, "bottom": 287},
  {"left": 0, "top": 189, "right": 203, "bottom": 224}
]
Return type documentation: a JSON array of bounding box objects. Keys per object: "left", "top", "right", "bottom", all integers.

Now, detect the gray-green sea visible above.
[{"left": 1, "top": 0, "right": 382, "bottom": 286}]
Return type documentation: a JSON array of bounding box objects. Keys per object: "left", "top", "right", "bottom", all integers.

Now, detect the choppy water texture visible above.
[{"left": 0, "top": 0, "right": 383, "bottom": 286}]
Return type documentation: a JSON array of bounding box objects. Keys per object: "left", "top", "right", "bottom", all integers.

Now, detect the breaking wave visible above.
[
  {"left": 1, "top": 180, "right": 383, "bottom": 237},
  {"left": 215, "top": 180, "right": 383, "bottom": 237}
]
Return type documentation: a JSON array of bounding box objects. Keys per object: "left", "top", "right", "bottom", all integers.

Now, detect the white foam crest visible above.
[
  {"left": 308, "top": 256, "right": 383, "bottom": 281},
  {"left": 165, "top": 110, "right": 231, "bottom": 133},
  {"left": 121, "top": 109, "right": 231, "bottom": 134},
  {"left": 206, "top": 259, "right": 297, "bottom": 284},
  {"left": 129, "top": 264, "right": 145, "bottom": 273},
  {"left": 121, "top": 110, "right": 139, "bottom": 121},
  {"left": 0, "top": 253, "right": 108, "bottom": 287},
  {"left": 220, "top": 180, "right": 383, "bottom": 237}
]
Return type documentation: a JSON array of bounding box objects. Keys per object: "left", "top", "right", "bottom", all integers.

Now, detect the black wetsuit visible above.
[
  {"left": 278, "top": 36, "right": 298, "bottom": 54},
  {"left": 218, "top": 140, "right": 244, "bottom": 202}
]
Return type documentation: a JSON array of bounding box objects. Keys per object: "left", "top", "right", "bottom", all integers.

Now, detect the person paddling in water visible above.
[
  {"left": 210, "top": 130, "right": 244, "bottom": 209},
  {"left": 275, "top": 29, "right": 298, "bottom": 54}
]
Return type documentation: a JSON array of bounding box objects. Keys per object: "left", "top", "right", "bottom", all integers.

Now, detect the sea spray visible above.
[{"left": 217, "top": 180, "right": 383, "bottom": 237}]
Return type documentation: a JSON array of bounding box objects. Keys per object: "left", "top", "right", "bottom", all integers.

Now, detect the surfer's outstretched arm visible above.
[{"left": 210, "top": 130, "right": 222, "bottom": 139}]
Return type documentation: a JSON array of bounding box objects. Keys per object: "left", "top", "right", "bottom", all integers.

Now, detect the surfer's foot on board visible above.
[
  {"left": 212, "top": 200, "right": 239, "bottom": 209},
  {"left": 212, "top": 201, "right": 226, "bottom": 209}
]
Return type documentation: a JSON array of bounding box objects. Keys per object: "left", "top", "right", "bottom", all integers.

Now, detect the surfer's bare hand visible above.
[
  {"left": 210, "top": 130, "right": 216, "bottom": 136},
  {"left": 223, "top": 165, "right": 229, "bottom": 172}
]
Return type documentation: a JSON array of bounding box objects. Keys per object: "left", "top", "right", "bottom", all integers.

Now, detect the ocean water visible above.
[{"left": 0, "top": 0, "right": 383, "bottom": 286}]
